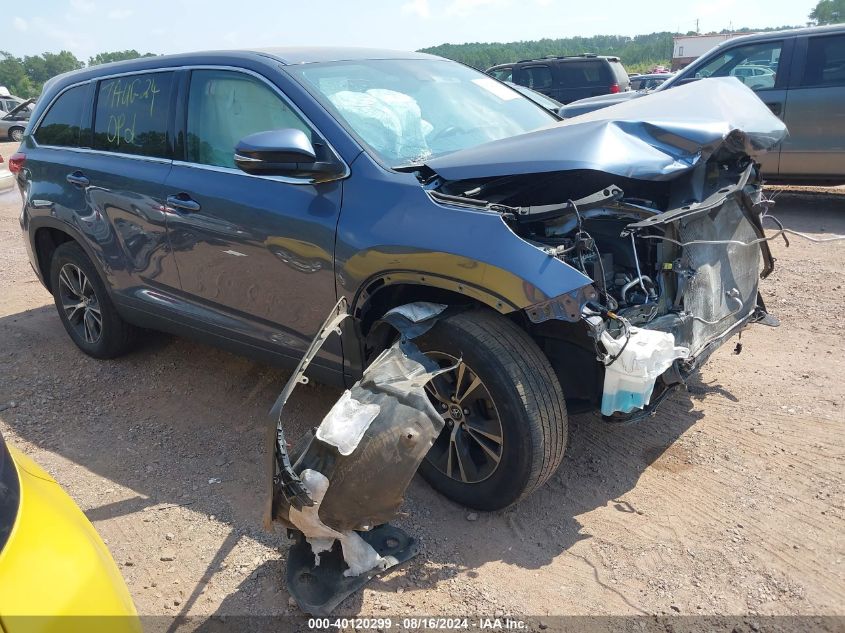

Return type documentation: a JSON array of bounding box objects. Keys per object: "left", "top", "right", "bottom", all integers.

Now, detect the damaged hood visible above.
[{"left": 425, "top": 78, "right": 787, "bottom": 182}]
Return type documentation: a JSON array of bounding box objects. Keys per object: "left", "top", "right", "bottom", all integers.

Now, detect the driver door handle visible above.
[{"left": 166, "top": 193, "right": 201, "bottom": 213}]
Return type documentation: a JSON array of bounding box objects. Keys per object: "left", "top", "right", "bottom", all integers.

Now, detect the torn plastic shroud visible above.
[
  {"left": 269, "top": 298, "right": 452, "bottom": 614},
  {"left": 268, "top": 299, "right": 449, "bottom": 524},
  {"left": 424, "top": 78, "right": 787, "bottom": 183}
]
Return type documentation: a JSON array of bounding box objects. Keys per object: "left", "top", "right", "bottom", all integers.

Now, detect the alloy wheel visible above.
[
  {"left": 58, "top": 263, "right": 103, "bottom": 344},
  {"left": 423, "top": 351, "right": 504, "bottom": 484},
  {"left": 10, "top": 128, "right": 23, "bottom": 142}
]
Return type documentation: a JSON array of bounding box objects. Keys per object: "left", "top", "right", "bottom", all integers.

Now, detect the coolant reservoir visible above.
[{"left": 600, "top": 326, "right": 689, "bottom": 416}]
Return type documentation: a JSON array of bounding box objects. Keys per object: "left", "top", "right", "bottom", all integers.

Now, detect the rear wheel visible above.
[
  {"left": 416, "top": 309, "right": 568, "bottom": 510},
  {"left": 8, "top": 127, "right": 24, "bottom": 142},
  {"left": 49, "top": 241, "right": 136, "bottom": 359}
]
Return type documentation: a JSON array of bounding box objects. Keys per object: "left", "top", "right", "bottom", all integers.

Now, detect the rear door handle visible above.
[
  {"left": 166, "top": 193, "right": 201, "bottom": 213},
  {"left": 66, "top": 171, "right": 89, "bottom": 187}
]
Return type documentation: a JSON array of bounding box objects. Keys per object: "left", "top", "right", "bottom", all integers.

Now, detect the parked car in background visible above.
[
  {"left": 0, "top": 99, "right": 34, "bottom": 142},
  {"left": 559, "top": 24, "right": 845, "bottom": 183},
  {"left": 0, "top": 433, "right": 140, "bottom": 631},
  {"left": 629, "top": 72, "right": 673, "bottom": 90},
  {"left": 486, "top": 54, "right": 630, "bottom": 104},
  {"left": 0, "top": 87, "right": 27, "bottom": 114},
  {"left": 728, "top": 64, "right": 776, "bottom": 89},
  {"left": 506, "top": 81, "right": 563, "bottom": 114}
]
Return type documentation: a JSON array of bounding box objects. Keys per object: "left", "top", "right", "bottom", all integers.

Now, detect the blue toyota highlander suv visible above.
[{"left": 13, "top": 48, "right": 782, "bottom": 510}]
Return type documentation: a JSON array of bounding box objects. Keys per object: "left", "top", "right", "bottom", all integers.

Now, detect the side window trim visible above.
[{"left": 172, "top": 69, "right": 191, "bottom": 162}]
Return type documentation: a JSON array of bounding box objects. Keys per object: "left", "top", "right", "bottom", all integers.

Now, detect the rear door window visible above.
[
  {"left": 556, "top": 62, "right": 608, "bottom": 88},
  {"left": 518, "top": 65, "right": 553, "bottom": 91},
  {"left": 93, "top": 71, "right": 175, "bottom": 158},
  {"left": 489, "top": 67, "right": 513, "bottom": 82},
  {"left": 801, "top": 34, "right": 845, "bottom": 87},
  {"left": 33, "top": 84, "right": 89, "bottom": 147},
  {"left": 186, "top": 69, "right": 312, "bottom": 169}
]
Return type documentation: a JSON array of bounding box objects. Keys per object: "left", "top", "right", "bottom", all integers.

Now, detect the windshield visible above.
[{"left": 287, "top": 59, "right": 557, "bottom": 167}]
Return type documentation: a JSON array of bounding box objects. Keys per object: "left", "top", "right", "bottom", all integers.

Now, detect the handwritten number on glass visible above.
[{"left": 100, "top": 76, "right": 162, "bottom": 147}]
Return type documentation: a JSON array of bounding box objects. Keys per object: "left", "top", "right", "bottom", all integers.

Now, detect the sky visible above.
[{"left": 6, "top": 0, "right": 817, "bottom": 61}]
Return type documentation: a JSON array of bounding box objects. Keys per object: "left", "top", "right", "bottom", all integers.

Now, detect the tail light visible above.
[
  {"left": 8, "top": 152, "right": 25, "bottom": 174},
  {"left": 609, "top": 83, "right": 621, "bottom": 94}
]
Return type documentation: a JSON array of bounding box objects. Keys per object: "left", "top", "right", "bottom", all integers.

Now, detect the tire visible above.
[
  {"left": 49, "top": 241, "right": 136, "bottom": 359},
  {"left": 8, "top": 127, "right": 24, "bottom": 143},
  {"left": 415, "top": 309, "right": 568, "bottom": 510}
]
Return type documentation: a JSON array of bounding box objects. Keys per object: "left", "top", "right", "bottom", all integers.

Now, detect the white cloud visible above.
[
  {"left": 70, "top": 0, "right": 96, "bottom": 13},
  {"left": 402, "top": 0, "right": 431, "bottom": 19},
  {"left": 107, "top": 8, "right": 133, "bottom": 19},
  {"left": 445, "top": 0, "right": 509, "bottom": 18},
  {"left": 12, "top": 17, "right": 28, "bottom": 31}
]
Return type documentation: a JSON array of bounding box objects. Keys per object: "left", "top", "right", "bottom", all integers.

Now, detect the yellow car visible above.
[{"left": 0, "top": 434, "right": 140, "bottom": 633}]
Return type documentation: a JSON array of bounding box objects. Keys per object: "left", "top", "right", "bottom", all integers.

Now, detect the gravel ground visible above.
[{"left": 0, "top": 139, "right": 843, "bottom": 624}]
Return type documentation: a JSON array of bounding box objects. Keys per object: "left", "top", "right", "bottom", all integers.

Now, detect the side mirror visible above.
[{"left": 234, "top": 129, "right": 344, "bottom": 182}]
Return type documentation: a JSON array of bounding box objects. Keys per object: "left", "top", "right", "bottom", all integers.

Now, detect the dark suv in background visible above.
[
  {"left": 486, "top": 54, "right": 630, "bottom": 104},
  {"left": 559, "top": 24, "right": 845, "bottom": 183}
]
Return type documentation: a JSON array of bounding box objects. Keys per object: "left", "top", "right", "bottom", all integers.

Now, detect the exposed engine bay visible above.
[
  {"left": 415, "top": 79, "right": 789, "bottom": 417},
  {"left": 425, "top": 156, "right": 778, "bottom": 416}
]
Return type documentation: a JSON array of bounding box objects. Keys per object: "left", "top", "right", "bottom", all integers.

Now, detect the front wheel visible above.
[
  {"left": 416, "top": 309, "right": 568, "bottom": 510},
  {"left": 8, "top": 127, "right": 24, "bottom": 142}
]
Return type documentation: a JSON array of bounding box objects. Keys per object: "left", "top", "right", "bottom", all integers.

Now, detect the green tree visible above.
[
  {"left": 419, "top": 33, "right": 676, "bottom": 71},
  {"left": 809, "top": 0, "right": 845, "bottom": 24},
  {"left": 22, "top": 51, "right": 84, "bottom": 94},
  {"left": 88, "top": 50, "right": 156, "bottom": 66},
  {"left": 0, "top": 52, "right": 35, "bottom": 97}
]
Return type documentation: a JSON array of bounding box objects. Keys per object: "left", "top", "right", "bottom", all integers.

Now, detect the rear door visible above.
[
  {"left": 162, "top": 68, "right": 343, "bottom": 364},
  {"left": 779, "top": 32, "right": 845, "bottom": 179},
  {"left": 80, "top": 70, "right": 181, "bottom": 292}
]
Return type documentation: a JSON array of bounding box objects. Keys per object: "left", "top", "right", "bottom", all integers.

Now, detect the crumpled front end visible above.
[{"left": 420, "top": 78, "right": 786, "bottom": 418}]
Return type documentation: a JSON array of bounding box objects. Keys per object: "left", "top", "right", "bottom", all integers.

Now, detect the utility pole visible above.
[{"left": 696, "top": 18, "right": 700, "bottom": 34}]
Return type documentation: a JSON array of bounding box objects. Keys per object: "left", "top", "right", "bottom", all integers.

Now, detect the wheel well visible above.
[
  {"left": 355, "top": 282, "right": 602, "bottom": 405},
  {"left": 34, "top": 227, "right": 74, "bottom": 292},
  {"left": 356, "top": 283, "right": 496, "bottom": 336}
]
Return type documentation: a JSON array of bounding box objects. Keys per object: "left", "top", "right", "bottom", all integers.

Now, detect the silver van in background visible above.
[{"left": 560, "top": 25, "right": 845, "bottom": 184}]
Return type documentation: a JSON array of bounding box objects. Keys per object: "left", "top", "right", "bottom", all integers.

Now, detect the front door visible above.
[
  {"left": 163, "top": 69, "right": 343, "bottom": 365},
  {"left": 689, "top": 39, "right": 789, "bottom": 177}
]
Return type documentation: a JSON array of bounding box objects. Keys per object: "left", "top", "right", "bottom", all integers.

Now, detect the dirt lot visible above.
[{"left": 0, "top": 139, "right": 843, "bottom": 623}]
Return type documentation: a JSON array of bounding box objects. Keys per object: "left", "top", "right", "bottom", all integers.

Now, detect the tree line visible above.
[
  {"left": 1, "top": 0, "right": 840, "bottom": 99},
  {"left": 0, "top": 50, "right": 154, "bottom": 99},
  {"left": 418, "top": 25, "right": 809, "bottom": 74}
]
